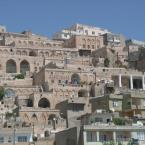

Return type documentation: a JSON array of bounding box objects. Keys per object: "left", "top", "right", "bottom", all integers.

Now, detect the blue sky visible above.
[{"left": 0, "top": 0, "right": 145, "bottom": 40}]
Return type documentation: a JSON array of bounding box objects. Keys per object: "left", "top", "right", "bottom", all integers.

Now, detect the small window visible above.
[
  {"left": 88, "top": 45, "right": 90, "bottom": 49},
  {"left": 92, "top": 31, "right": 95, "bottom": 35},
  {"left": 92, "top": 45, "right": 95, "bottom": 49},
  {"left": 113, "top": 101, "right": 118, "bottom": 107}
]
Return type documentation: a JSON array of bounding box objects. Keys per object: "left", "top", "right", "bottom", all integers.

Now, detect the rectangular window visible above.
[
  {"left": 113, "top": 101, "right": 118, "bottom": 107},
  {"left": 87, "top": 131, "right": 97, "bottom": 142},
  {"left": 18, "top": 136, "right": 27, "bottom": 142}
]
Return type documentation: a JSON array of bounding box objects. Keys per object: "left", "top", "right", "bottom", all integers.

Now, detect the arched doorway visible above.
[
  {"left": 20, "top": 60, "right": 30, "bottom": 74},
  {"left": 6, "top": 59, "right": 16, "bottom": 73},
  {"left": 38, "top": 98, "right": 50, "bottom": 108},
  {"left": 71, "top": 73, "right": 81, "bottom": 84}
]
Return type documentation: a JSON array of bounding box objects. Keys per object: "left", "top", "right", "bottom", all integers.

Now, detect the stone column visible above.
[
  {"left": 119, "top": 74, "right": 122, "bottom": 88},
  {"left": 97, "top": 131, "right": 100, "bottom": 142},
  {"left": 17, "top": 62, "right": 20, "bottom": 73},
  {"left": 130, "top": 75, "right": 133, "bottom": 90},
  {"left": 142, "top": 76, "right": 145, "bottom": 90},
  {"left": 113, "top": 131, "right": 116, "bottom": 143}
]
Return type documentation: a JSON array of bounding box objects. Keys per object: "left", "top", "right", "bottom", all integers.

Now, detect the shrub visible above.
[
  {"left": 14, "top": 74, "right": 24, "bottom": 79},
  {"left": 113, "top": 118, "right": 125, "bottom": 125}
]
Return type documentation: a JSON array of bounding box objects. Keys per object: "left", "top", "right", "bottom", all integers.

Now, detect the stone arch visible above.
[
  {"left": 22, "top": 50, "right": 27, "bottom": 55},
  {"left": 78, "top": 89, "right": 89, "bottom": 97},
  {"left": 41, "top": 113, "right": 47, "bottom": 124},
  {"left": 31, "top": 113, "right": 38, "bottom": 123},
  {"left": 3, "top": 49, "right": 9, "bottom": 54},
  {"left": 39, "top": 51, "right": 44, "bottom": 57},
  {"left": 16, "top": 50, "right": 21, "bottom": 55},
  {"left": 6, "top": 59, "right": 17, "bottom": 73},
  {"left": 29, "top": 51, "right": 37, "bottom": 56},
  {"left": 4, "top": 89, "right": 16, "bottom": 98},
  {"left": 45, "top": 52, "right": 49, "bottom": 57},
  {"left": 71, "top": 73, "right": 81, "bottom": 84},
  {"left": 20, "top": 60, "right": 30, "bottom": 74},
  {"left": 38, "top": 98, "right": 50, "bottom": 108},
  {"left": 23, "top": 113, "right": 30, "bottom": 122}
]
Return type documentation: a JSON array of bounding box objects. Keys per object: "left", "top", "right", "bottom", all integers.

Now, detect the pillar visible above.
[
  {"left": 97, "top": 131, "right": 100, "bottom": 142},
  {"left": 83, "top": 131, "right": 87, "bottom": 145},
  {"left": 142, "top": 76, "right": 145, "bottom": 90},
  {"left": 113, "top": 131, "right": 116, "bottom": 143},
  {"left": 130, "top": 75, "right": 133, "bottom": 90},
  {"left": 119, "top": 74, "right": 122, "bottom": 88}
]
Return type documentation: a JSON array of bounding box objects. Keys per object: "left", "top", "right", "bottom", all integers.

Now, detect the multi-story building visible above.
[{"left": 53, "top": 23, "right": 111, "bottom": 40}]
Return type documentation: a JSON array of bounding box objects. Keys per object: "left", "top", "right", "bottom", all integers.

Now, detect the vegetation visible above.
[
  {"left": 104, "top": 58, "right": 110, "bottom": 67},
  {"left": 14, "top": 74, "right": 25, "bottom": 79},
  {"left": 113, "top": 118, "right": 125, "bottom": 125},
  {"left": 0, "top": 86, "right": 4, "bottom": 101}
]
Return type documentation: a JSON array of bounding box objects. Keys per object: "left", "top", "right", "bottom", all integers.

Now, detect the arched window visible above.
[
  {"left": 38, "top": 98, "right": 50, "bottom": 108},
  {"left": 6, "top": 59, "right": 16, "bottom": 73},
  {"left": 71, "top": 73, "right": 81, "bottom": 84},
  {"left": 20, "top": 60, "right": 30, "bottom": 74}
]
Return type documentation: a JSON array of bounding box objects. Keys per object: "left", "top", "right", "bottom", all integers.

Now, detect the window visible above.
[
  {"left": 92, "top": 45, "right": 95, "bottom": 49},
  {"left": 87, "top": 131, "right": 97, "bottom": 142},
  {"left": 88, "top": 45, "right": 90, "bottom": 49},
  {"left": 85, "top": 30, "right": 88, "bottom": 35},
  {"left": 58, "top": 80, "right": 61, "bottom": 84},
  {"left": 18, "top": 136, "right": 27, "bottom": 142},
  {"left": 83, "top": 44, "right": 86, "bottom": 48},
  {"left": 113, "top": 101, "right": 118, "bottom": 107},
  {"left": 0, "top": 137, "right": 4, "bottom": 143},
  {"left": 92, "top": 31, "right": 95, "bottom": 35}
]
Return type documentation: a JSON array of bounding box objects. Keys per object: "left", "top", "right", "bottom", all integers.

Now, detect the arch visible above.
[
  {"left": 20, "top": 60, "right": 30, "bottom": 74},
  {"left": 31, "top": 114, "right": 38, "bottom": 123},
  {"left": 38, "top": 98, "right": 50, "bottom": 108},
  {"left": 71, "top": 73, "right": 81, "bottom": 84},
  {"left": 29, "top": 51, "right": 37, "bottom": 56},
  {"left": 4, "top": 89, "right": 16, "bottom": 98},
  {"left": 23, "top": 114, "right": 30, "bottom": 122},
  {"left": 39, "top": 51, "right": 44, "bottom": 57},
  {"left": 16, "top": 50, "right": 21, "bottom": 55},
  {"left": 22, "top": 51, "right": 27, "bottom": 55},
  {"left": 41, "top": 113, "right": 47, "bottom": 124},
  {"left": 6, "top": 59, "right": 16, "bottom": 73},
  {"left": 3, "top": 49, "right": 9, "bottom": 54},
  {"left": 45, "top": 52, "right": 49, "bottom": 57},
  {"left": 78, "top": 89, "right": 89, "bottom": 97}
]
